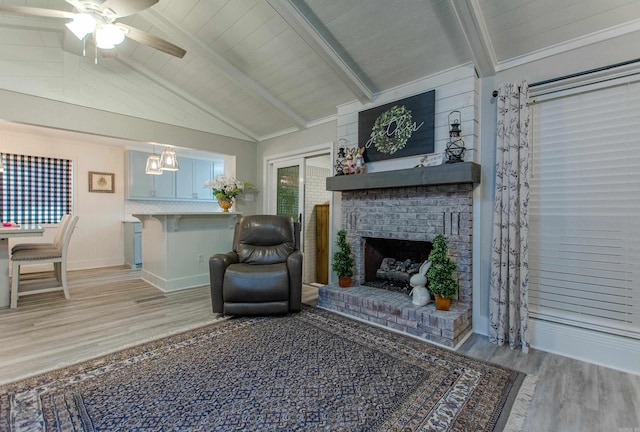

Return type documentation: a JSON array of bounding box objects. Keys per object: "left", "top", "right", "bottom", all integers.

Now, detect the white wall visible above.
[
  {"left": 0, "top": 89, "right": 260, "bottom": 215},
  {"left": 257, "top": 121, "right": 337, "bottom": 213},
  {"left": 0, "top": 39, "right": 251, "bottom": 141},
  {"left": 3, "top": 128, "right": 126, "bottom": 270},
  {"left": 1, "top": 124, "right": 258, "bottom": 272},
  {"left": 476, "top": 36, "right": 640, "bottom": 330},
  {"left": 0, "top": 87, "right": 260, "bottom": 271},
  {"left": 337, "top": 63, "right": 478, "bottom": 170},
  {"left": 477, "top": 33, "right": 640, "bottom": 373}
]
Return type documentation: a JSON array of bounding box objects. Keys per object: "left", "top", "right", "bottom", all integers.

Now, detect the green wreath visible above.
[{"left": 371, "top": 105, "right": 414, "bottom": 154}]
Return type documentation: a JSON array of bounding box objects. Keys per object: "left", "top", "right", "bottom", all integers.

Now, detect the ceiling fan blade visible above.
[
  {"left": 117, "top": 23, "right": 186, "bottom": 58},
  {"left": 102, "top": 0, "right": 158, "bottom": 18},
  {"left": 0, "top": 5, "right": 75, "bottom": 20}
]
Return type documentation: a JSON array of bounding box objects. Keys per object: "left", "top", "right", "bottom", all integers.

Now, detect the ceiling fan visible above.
[{"left": 0, "top": 0, "right": 186, "bottom": 59}]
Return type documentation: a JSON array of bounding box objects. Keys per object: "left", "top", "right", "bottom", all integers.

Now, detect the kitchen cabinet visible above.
[
  {"left": 176, "top": 158, "right": 214, "bottom": 201},
  {"left": 123, "top": 221, "right": 142, "bottom": 269},
  {"left": 126, "top": 151, "right": 219, "bottom": 201},
  {"left": 125, "top": 151, "right": 175, "bottom": 199}
]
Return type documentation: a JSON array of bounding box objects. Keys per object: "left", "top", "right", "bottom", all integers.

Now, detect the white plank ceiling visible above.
[{"left": 0, "top": 0, "right": 638, "bottom": 142}]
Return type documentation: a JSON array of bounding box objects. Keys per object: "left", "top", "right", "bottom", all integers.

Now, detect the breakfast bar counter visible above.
[{"left": 132, "top": 212, "right": 241, "bottom": 292}]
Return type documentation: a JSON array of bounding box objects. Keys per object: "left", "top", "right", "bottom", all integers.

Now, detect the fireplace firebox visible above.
[{"left": 363, "top": 237, "right": 432, "bottom": 294}]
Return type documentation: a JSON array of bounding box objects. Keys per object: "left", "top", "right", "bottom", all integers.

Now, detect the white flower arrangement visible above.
[{"left": 205, "top": 175, "right": 250, "bottom": 201}]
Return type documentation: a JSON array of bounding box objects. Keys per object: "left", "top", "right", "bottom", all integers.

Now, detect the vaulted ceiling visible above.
[{"left": 0, "top": 0, "right": 638, "bottom": 143}]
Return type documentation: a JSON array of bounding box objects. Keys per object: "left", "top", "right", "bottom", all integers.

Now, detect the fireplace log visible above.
[{"left": 376, "top": 258, "right": 420, "bottom": 283}]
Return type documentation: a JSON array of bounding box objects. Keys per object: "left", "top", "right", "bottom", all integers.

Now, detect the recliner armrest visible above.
[{"left": 209, "top": 251, "right": 239, "bottom": 313}]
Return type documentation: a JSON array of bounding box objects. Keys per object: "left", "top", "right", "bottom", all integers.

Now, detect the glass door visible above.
[
  {"left": 267, "top": 152, "right": 333, "bottom": 285},
  {"left": 269, "top": 157, "right": 304, "bottom": 225}
]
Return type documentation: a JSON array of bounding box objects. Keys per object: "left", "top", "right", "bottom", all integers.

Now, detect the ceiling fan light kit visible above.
[
  {"left": 64, "top": 13, "right": 95, "bottom": 40},
  {"left": 95, "top": 24, "right": 127, "bottom": 49}
]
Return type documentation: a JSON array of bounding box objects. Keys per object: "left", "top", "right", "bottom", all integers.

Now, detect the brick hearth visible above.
[{"left": 319, "top": 285, "right": 471, "bottom": 347}]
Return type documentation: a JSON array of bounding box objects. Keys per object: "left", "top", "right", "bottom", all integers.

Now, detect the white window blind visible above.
[{"left": 529, "top": 80, "right": 640, "bottom": 339}]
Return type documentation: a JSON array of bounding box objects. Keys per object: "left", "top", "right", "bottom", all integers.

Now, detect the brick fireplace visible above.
[{"left": 319, "top": 163, "right": 480, "bottom": 348}]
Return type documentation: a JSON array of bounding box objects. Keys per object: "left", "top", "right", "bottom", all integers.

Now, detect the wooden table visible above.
[{"left": 0, "top": 224, "right": 44, "bottom": 308}]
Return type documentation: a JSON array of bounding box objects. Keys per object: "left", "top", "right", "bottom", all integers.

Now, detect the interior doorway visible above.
[{"left": 266, "top": 149, "right": 333, "bottom": 285}]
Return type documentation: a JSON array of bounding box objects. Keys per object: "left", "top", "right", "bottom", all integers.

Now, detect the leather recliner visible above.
[{"left": 209, "top": 215, "right": 303, "bottom": 315}]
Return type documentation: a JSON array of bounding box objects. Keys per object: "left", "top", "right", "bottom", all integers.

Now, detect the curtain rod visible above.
[
  {"left": 529, "top": 57, "right": 640, "bottom": 87},
  {"left": 491, "top": 57, "right": 640, "bottom": 97}
]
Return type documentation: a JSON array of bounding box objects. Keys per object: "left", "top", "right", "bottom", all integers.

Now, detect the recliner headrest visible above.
[{"left": 236, "top": 215, "right": 295, "bottom": 264}]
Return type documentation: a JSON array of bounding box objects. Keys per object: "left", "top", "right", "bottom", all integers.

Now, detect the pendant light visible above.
[
  {"left": 145, "top": 146, "right": 162, "bottom": 175},
  {"left": 160, "top": 147, "right": 179, "bottom": 171}
]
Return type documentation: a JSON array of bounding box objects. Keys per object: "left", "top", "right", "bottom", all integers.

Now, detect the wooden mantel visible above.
[{"left": 326, "top": 162, "right": 481, "bottom": 191}]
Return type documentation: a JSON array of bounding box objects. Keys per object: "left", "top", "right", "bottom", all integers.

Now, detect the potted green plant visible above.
[
  {"left": 332, "top": 229, "right": 354, "bottom": 288},
  {"left": 427, "top": 234, "right": 458, "bottom": 311}
]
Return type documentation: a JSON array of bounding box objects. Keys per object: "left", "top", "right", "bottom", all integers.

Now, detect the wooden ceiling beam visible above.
[
  {"left": 266, "top": 0, "right": 374, "bottom": 103},
  {"left": 449, "top": 0, "right": 496, "bottom": 77}
]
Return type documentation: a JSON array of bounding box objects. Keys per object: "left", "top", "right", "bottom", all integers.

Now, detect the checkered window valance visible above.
[{"left": 1, "top": 153, "right": 73, "bottom": 224}]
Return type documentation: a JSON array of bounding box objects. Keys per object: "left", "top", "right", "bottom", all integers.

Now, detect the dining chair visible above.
[
  {"left": 10, "top": 215, "right": 79, "bottom": 308},
  {"left": 11, "top": 214, "right": 72, "bottom": 253}
]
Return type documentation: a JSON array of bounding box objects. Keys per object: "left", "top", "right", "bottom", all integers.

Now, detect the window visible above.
[
  {"left": 0, "top": 153, "right": 73, "bottom": 224},
  {"left": 529, "top": 77, "right": 640, "bottom": 339}
]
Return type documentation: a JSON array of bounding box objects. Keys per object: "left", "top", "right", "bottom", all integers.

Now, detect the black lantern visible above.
[
  {"left": 445, "top": 111, "right": 465, "bottom": 163},
  {"left": 335, "top": 140, "right": 347, "bottom": 176}
]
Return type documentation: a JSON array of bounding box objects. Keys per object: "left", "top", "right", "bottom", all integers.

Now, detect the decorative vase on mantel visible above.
[{"left": 218, "top": 199, "right": 233, "bottom": 212}]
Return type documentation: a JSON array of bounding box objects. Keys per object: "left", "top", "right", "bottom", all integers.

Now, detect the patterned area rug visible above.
[{"left": 0, "top": 307, "right": 527, "bottom": 431}]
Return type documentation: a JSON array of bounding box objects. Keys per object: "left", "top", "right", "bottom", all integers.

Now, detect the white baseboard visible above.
[
  {"left": 530, "top": 318, "right": 640, "bottom": 376},
  {"left": 141, "top": 269, "right": 208, "bottom": 292}
]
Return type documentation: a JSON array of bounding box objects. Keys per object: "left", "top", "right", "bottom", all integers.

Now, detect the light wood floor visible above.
[{"left": 1, "top": 267, "right": 638, "bottom": 432}]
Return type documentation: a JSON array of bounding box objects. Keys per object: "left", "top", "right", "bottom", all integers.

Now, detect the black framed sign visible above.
[{"left": 358, "top": 89, "right": 435, "bottom": 162}]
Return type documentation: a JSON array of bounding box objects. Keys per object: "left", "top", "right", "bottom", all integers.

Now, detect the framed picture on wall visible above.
[{"left": 88, "top": 171, "right": 115, "bottom": 193}]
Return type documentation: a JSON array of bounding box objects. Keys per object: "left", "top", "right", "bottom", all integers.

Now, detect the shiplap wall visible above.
[
  {"left": 323, "top": 63, "right": 479, "bottom": 284},
  {"left": 336, "top": 63, "right": 478, "bottom": 172},
  {"left": 0, "top": 22, "right": 250, "bottom": 141}
]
